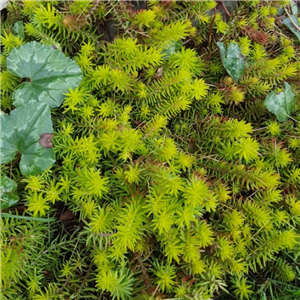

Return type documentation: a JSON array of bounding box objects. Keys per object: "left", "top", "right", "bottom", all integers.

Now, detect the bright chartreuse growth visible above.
[{"left": 1, "top": 1, "right": 300, "bottom": 300}]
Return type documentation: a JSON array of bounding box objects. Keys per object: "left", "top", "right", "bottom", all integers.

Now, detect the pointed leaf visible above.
[
  {"left": 217, "top": 42, "right": 245, "bottom": 83},
  {"left": 264, "top": 82, "right": 295, "bottom": 122},
  {"left": 291, "top": 0, "right": 298, "bottom": 16},
  {"left": 7, "top": 41, "right": 83, "bottom": 108},
  {"left": 0, "top": 175, "right": 19, "bottom": 210},
  {"left": 283, "top": 15, "right": 300, "bottom": 42},
  {"left": 13, "top": 21, "right": 24, "bottom": 40},
  {"left": 0, "top": 102, "right": 55, "bottom": 175}
]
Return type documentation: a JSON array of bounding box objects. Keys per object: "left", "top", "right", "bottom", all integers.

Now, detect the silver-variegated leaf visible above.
[
  {"left": 0, "top": 175, "right": 19, "bottom": 210},
  {"left": 0, "top": 102, "right": 55, "bottom": 175},
  {"left": 264, "top": 82, "right": 295, "bottom": 122},
  {"left": 7, "top": 41, "right": 83, "bottom": 108},
  {"left": 217, "top": 42, "right": 245, "bottom": 83}
]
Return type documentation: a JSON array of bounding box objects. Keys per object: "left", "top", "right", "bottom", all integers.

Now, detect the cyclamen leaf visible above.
[
  {"left": 161, "top": 40, "right": 183, "bottom": 59},
  {"left": 291, "top": 0, "right": 298, "bottom": 16},
  {"left": 7, "top": 41, "right": 83, "bottom": 108},
  {"left": 13, "top": 21, "right": 24, "bottom": 40},
  {"left": 282, "top": 15, "right": 300, "bottom": 42},
  {"left": 217, "top": 42, "right": 245, "bottom": 83},
  {"left": 0, "top": 102, "right": 55, "bottom": 175},
  {"left": 0, "top": 175, "right": 19, "bottom": 210},
  {"left": 264, "top": 82, "right": 295, "bottom": 122}
]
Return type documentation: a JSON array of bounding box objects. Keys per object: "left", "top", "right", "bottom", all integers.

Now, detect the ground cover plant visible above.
[{"left": 1, "top": 0, "right": 300, "bottom": 299}]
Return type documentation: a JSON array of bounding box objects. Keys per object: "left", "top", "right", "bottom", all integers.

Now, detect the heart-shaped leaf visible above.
[
  {"left": 264, "top": 82, "right": 295, "bottom": 122},
  {"left": 0, "top": 175, "right": 19, "bottom": 210},
  {"left": 217, "top": 42, "right": 245, "bottom": 83},
  {"left": 0, "top": 102, "right": 55, "bottom": 175},
  {"left": 7, "top": 41, "right": 83, "bottom": 108}
]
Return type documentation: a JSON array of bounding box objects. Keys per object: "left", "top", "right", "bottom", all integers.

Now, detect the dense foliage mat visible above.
[{"left": 1, "top": 1, "right": 300, "bottom": 300}]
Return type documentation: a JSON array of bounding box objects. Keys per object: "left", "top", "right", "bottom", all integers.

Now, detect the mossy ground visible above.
[{"left": 1, "top": 1, "right": 300, "bottom": 299}]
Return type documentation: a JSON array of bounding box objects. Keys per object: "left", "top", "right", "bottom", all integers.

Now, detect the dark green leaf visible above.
[
  {"left": 7, "top": 41, "right": 83, "bottom": 108},
  {"left": 161, "top": 40, "right": 183, "bottom": 59},
  {"left": 13, "top": 21, "right": 24, "bottom": 39},
  {"left": 264, "top": 82, "right": 295, "bottom": 122},
  {"left": 217, "top": 42, "right": 245, "bottom": 83},
  {"left": 291, "top": 0, "right": 298, "bottom": 16},
  {"left": 283, "top": 15, "right": 300, "bottom": 42},
  {"left": 0, "top": 102, "right": 55, "bottom": 175},
  {"left": 0, "top": 175, "right": 19, "bottom": 210}
]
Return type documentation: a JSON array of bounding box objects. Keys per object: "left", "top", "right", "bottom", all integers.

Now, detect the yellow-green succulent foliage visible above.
[{"left": 1, "top": 1, "right": 300, "bottom": 299}]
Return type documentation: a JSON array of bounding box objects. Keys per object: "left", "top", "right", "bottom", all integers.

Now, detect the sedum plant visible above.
[{"left": 1, "top": 1, "right": 300, "bottom": 300}]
